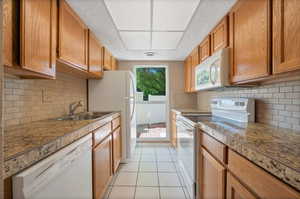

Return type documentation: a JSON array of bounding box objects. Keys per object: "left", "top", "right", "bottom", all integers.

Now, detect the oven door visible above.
[{"left": 176, "top": 118, "right": 196, "bottom": 199}]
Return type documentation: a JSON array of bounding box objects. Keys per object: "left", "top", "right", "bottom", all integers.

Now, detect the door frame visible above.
[{"left": 133, "top": 65, "right": 170, "bottom": 142}]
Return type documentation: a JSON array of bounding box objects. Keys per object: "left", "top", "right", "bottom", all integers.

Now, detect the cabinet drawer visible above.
[
  {"left": 228, "top": 149, "right": 300, "bottom": 199},
  {"left": 112, "top": 117, "right": 120, "bottom": 130},
  {"left": 201, "top": 132, "right": 226, "bottom": 164},
  {"left": 93, "top": 122, "right": 112, "bottom": 147}
]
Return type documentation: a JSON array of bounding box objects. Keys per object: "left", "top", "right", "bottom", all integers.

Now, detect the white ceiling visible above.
[{"left": 66, "top": 0, "right": 237, "bottom": 61}]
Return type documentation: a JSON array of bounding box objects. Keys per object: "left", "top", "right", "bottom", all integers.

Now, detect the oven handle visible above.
[{"left": 176, "top": 119, "right": 194, "bottom": 130}]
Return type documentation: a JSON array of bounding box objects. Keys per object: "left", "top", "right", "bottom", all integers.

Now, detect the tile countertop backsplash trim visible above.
[
  {"left": 197, "top": 121, "right": 300, "bottom": 191},
  {"left": 4, "top": 112, "right": 120, "bottom": 178}
]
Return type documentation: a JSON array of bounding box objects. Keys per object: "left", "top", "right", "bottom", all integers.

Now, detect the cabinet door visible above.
[
  {"left": 228, "top": 149, "right": 300, "bottom": 199},
  {"left": 211, "top": 16, "right": 228, "bottom": 54},
  {"left": 3, "top": 0, "right": 17, "bottom": 67},
  {"left": 190, "top": 48, "right": 199, "bottom": 92},
  {"left": 273, "top": 0, "right": 300, "bottom": 74},
  {"left": 112, "top": 127, "right": 122, "bottom": 173},
  {"left": 103, "top": 47, "right": 112, "bottom": 70},
  {"left": 111, "top": 56, "right": 118, "bottom": 71},
  {"left": 93, "top": 136, "right": 112, "bottom": 199},
  {"left": 227, "top": 173, "right": 258, "bottom": 199},
  {"left": 199, "top": 148, "right": 226, "bottom": 199},
  {"left": 88, "top": 31, "right": 103, "bottom": 78},
  {"left": 20, "top": 0, "right": 56, "bottom": 77},
  {"left": 199, "top": 36, "right": 211, "bottom": 63},
  {"left": 58, "top": 0, "right": 88, "bottom": 71},
  {"left": 184, "top": 56, "right": 192, "bottom": 92},
  {"left": 171, "top": 112, "right": 177, "bottom": 148},
  {"left": 230, "top": 0, "right": 270, "bottom": 83}
]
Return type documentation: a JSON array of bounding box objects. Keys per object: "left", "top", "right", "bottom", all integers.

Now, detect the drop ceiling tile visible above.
[
  {"left": 153, "top": 0, "right": 200, "bottom": 31},
  {"left": 104, "top": 0, "right": 151, "bottom": 30},
  {"left": 120, "top": 32, "right": 151, "bottom": 50},
  {"left": 152, "top": 32, "right": 183, "bottom": 50}
]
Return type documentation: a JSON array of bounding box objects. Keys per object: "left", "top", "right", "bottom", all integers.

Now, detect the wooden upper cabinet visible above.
[
  {"left": 3, "top": 0, "right": 17, "bottom": 67},
  {"left": 273, "top": 0, "right": 300, "bottom": 74},
  {"left": 20, "top": 0, "right": 56, "bottom": 77},
  {"left": 103, "top": 47, "right": 112, "bottom": 70},
  {"left": 227, "top": 173, "right": 258, "bottom": 199},
  {"left": 3, "top": 0, "right": 56, "bottom": 78},
  {"left": 111, "top": 56, "right": 118, "bottom": 71},
  {"left": 199, "top": 148, "right": 226, "bottom": 199},
  {"left": 88, "top": 31, "right": 103, "bottom": 78},
  {"left": 211, "top": 16, "right": 229, "bottom": 54},
  {"left": 58, "top": 0, "right": 88, "bottom": 71},
  {"left": 190, "top": 48, "right": 199, "bottom": 91},
  {"left": 184, "top": 56, "right": 192, "bottom": 92},
  {"left": 93, "top": 136, "right": 112, "bottom": 199},
  {"left": 229, "top": 0, "right": 270, "bottom": 83},
  {"left": 199, "top": 36, "right": 211, "bottom": 63}
]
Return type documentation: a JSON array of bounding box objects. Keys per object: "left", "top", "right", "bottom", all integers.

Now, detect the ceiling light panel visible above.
[
  {"left": 152, "top": 32, "right": 183, "bottom": 50},
  {"left": 120, "top": 32, "right": 151, "bottom": 50},
  {"left": 153, "top": 0, "right": 200, "bottom": 31},
  {"left": 104, "top": 0, "right": 151, "bottom": 30}
]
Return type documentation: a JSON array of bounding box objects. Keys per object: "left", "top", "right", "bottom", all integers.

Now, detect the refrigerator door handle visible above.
[{"left": 129, "top": 75, "right": 136, "bottom": 122}]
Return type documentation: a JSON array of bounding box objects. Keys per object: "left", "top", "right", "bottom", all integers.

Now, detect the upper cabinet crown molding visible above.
[
  {"left": 229, "top": 0, "right": 271, "bottom": 83},
  {"left": 273, "top": 0, "right": 300, "bottom": 74}
]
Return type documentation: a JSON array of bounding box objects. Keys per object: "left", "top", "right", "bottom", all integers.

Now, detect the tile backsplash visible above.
[
  {"left": 4, "top": 72, "right": 87, "bottom": 127},
  {"left": 197, "top": 80, "right": 300, "bottom": 130}
]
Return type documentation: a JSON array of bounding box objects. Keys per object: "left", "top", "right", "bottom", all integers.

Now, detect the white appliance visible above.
[
  {"left": 195, "top": 48, "right": 230, "bottom": 91},
  {"left": 13, "top": 134, "right": 93, "bottom": 199},
  {"left": 211, "top": 98, "right": 255, "bottom": 122},
  {"left": 89, "top": 71, "right": 136, "bottom": 162}
]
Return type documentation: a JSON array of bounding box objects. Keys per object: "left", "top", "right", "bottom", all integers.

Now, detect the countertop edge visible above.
[{"left": 4, "top": 112, "right": 120, "bottom": 178}]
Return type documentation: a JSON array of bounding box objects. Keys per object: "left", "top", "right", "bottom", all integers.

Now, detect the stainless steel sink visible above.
[{"left": 55, "top": 112, "right": 113, "bottom": 121}]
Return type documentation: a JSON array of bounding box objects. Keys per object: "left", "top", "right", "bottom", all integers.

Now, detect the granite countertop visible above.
[
  {"left": 4, "top": 112, "right": 120, "bottom": 178},
  {"left": 193, "top": 116, "right": 300, "bottom": 191}
]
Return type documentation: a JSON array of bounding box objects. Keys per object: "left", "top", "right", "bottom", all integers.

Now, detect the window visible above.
[{"left": 136, "top": 67, "right": 166, "bottom": 101}]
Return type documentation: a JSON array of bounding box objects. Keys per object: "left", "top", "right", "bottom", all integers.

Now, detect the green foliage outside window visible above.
[{"left": 136, "top": 67, "right": 166, "bottom": 101}]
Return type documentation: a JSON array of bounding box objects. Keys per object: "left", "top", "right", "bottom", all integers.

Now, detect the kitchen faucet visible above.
[{"left": 69, "top": 101, "right": 83, "bottom": 116}]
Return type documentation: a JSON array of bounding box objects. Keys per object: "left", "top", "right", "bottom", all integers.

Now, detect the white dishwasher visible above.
[{"left": 13, "top": 134, "right": 93, "bottom": 199}]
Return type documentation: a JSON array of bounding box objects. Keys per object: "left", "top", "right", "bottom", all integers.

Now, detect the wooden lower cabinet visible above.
[
  {"left": 171, "top": 112, "right": 177, "bottom": 147},
  {"left": 227, "top": 173, "right": 257, "bottom": 199},
  {"left": 199, "top": 148, "right": 226, "bottom": 199},
  {"left": 93, "top": 135, "right": 112, "bottom": 199},
  {"left": 112, "top": 127, "right": 122, "bottom": 173},
  {"left": 228, "top": 150, "right": 300, "bottom": 199}
]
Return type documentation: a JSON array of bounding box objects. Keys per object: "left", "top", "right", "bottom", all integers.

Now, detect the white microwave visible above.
[{"left": 195, "top": 48, "right": 230, "bottom": 91}]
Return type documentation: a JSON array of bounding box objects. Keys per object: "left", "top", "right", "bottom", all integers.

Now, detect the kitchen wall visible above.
[
  {"left": 197, "top": 80, "right": 300, "bottom": 130},
  {"left": 118, "top": 61, "right": 198, "bottom": 109},
  {"left": 4, "top": 72, "right": 87, "bottom": 128}
]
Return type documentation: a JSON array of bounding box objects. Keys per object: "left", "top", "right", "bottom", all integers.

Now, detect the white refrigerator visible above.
[{"left": 88, "top": 71, "right": 136, "bottom": 162}]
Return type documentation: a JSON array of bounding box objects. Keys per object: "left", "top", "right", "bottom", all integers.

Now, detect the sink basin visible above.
[{"left": 55, "top": 112, "right": 113, "bottom": 121}]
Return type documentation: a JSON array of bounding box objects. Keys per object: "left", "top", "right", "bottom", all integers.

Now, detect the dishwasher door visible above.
[
  {"left": 176, "top": 118, "right": 196, "bottom": 199},
  {"left": 13, "top": 134, "right": 93, "bottom": 199}
]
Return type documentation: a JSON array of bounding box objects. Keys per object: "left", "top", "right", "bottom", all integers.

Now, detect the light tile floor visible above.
[{"left": 104, "top": 143, "right": 189, "bottom": 199}]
